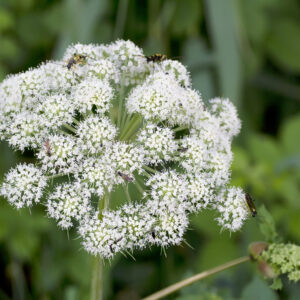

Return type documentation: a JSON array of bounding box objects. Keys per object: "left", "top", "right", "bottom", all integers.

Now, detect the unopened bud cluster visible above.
[{"left": 0, "top": 40, "right": 248, "bottom": 258}]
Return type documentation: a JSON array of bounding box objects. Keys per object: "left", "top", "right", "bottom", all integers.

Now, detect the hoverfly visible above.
[
  {"left": 117, "top": 171, "right": 134, "bottom": 182},
  {"left": 45, "top": 139, "right": 52, "bottom": 157},
  {"left": 245, "top": 193, "right": 257, "bottom": 217},
  {"left": 66, "top": 53, "right": 88, "bottom": 70}
]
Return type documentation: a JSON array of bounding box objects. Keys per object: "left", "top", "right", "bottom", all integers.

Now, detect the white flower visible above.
[
  {"left": 63, "top": 43, "right": 101, "bottom": 61},
  {"left": 186, "top": 174, "right": 215, "bottom": 212},
  {"left": 137, "top": 123, "right": 178, "bottom": 165},
  {"left": 215, "top": 187, "right": 249, "bottom": 231},
  {"left": 47, "top": 182, "right": 92, "bottom": 229},
  {"left": 148, "top": 207, "right": 188, "bottom": 247},
  {"left": 154, "top": 59, "right": 191, "bottom": 88},
  {"left": 36, "top": 94, "right": 75, "bottom": 127},
  {"left": 71, "top": 79, "right": 113, "bottom": 114},
  {"left": 126, "top": 72, "right": 185, "bottom": 123},
  {"left": 109, "top": 142, "right": 145, "bottom": 179},
  {"left": 79, "top": 211, "right": 125, "bottom": 258},
  {"left": 77, "top": 156, "right": 117, "bottom": 196},
  {"left": 105, "top": 39, "right": 149, "bottom": 85},
  {"left": 209, "top": 98, "right": 241, "bottom": 139},
  {"left": 0, "top": 40, "right": 247, "bottom": 259},
  {"left": 77, "top": 116, "right": 117, "bottom": 154},
  {"left": 85, "top": 59, "right": 119, "bottom": 82},
  {"left": 8, "top": 112, "right": 49, "bottom": 151},
  {"left": 0, "top": 164, "right": 47, "bottom": 209},
  {"left": 40, "top": 61, "right": 78, "bottom": 91},
  {"left": 0, "top": 74, "right": 23, "bottom": 115},
  {"left": 145, "top": 171, "right": 189, "bottom": 211},
  {"left": 37, "top": 135, "right": 82, "bottom": 175}
]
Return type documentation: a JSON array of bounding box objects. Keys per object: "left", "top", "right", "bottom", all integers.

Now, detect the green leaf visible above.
[
  {"left": 280, "top": 114, "right": 300, "bottom": 155},
  {"left": 205, "top": 0, "right": 242, "bottom": 104},
  {"left": 266, "top": 19, "right": 300, "bottom": 73},
  {"left": 270, "top": 277, "right": 282, "bottom": 290},
  {"left": 277, "top": 177, "right": 300, "bottom": 209},
  {"left": 0, "top": 37, "right": 19, "bottom": 60},
  {"left": 241, "top": 276, "right": 278, "bottom": 300},
  {"left": 0, "top": 8, "right": 15, "bottom": 31},
  {"left": 258, "top": 205, "right": 279, "bottom": 243},
  {"left": 247, "top": 134, "right": 281, "bottom": 165}
]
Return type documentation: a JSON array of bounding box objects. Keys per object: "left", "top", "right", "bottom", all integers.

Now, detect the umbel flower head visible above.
[{"left": 0, "top": 40, "right": 247, "bottom": 258}]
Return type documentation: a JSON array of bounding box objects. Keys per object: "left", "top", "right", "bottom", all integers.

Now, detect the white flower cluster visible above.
[
  {"left": 215, "top": 187, "right": 249, "bottom": 231},
  {"left": 0, "top": 40, "right": 248, "bottom": 259},
  {"left": 137, "top": 123, "right": 178, "bottom": 165},
  {"left": 0, "top": 164, "right": 47, "bottom": 209}
]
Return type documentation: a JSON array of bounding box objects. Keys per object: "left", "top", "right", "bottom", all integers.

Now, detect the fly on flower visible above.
[
  {"left": 145, "top": 53, "right": 168, "bottom": 63},
  {"left": 66, "top": 53, "right": 89, "bottom": 70},
  {"left": 245, "top": 193, "right": 257, "bottom": 217},
  {"left": 45, "top": 139, "right": 52, "bottom": 157},
  {"left": 117, "top": 171, "right": 134, "bottom": 182}
]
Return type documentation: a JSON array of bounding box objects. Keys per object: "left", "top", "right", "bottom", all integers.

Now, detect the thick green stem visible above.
[
  {"left": 143, "top": 165, "right": 156, "bottom": 174},
  {"left": 46, "top": 173, "right": 68, "bottom": 180},
  {"left": 62, "top": 123, "right": 77, "bottom": 134},
  {"left": 117, "top": 76, "right": 126, "bottom": 129},
  {"left": 91, "top": 256, "right": 104, "bottom": 300},
  {"left": 173, "top": 126, "right": 189, "bottom": 132},
  {"left": 91, "top": 193, "right": 110, "bottom": 300},
  {"left": 119, "top": 114, "right": 142, "bottom": 141},
  {"left": 142, "top": 256, "right": 250, "bottom": 300}
]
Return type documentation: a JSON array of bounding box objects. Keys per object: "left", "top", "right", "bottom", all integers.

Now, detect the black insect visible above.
[
  {"left": 245, "top": 193, "right": 257, "bottom": 217},
  {"left": 151, "top": 230, "right": 156, "bottom": 239},
  {"left": 109, "top": 237, "right": 123, "bottom": 253},
  {"left": 66, "top": 54, "right": 87, "bottom": 70},
  {"left": 117, "top": 171, "right": 134, "bottom": 182},
  {"left": 179, "top": 147, "right": 188, "bottom": 153},
  {"left": 145, "top": 53, "right": 167, "bottom": 63}
]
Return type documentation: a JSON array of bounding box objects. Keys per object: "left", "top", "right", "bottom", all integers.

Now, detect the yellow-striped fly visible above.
[{"left": 66, "top": 54, "right": 88, "bottom": 70}]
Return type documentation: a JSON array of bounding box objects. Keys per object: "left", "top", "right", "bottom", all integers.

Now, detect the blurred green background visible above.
[{"left": 0, "top": 0, "right": 300, "bottom": 299}]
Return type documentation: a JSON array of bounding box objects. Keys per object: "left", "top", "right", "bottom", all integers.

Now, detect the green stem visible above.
[
  {"left": 117, "top": 76, "right": 125, "bottom": 129},
  {"left": 143, "top": 165, "right": 156, "bottom": 174},
  {"left": 173, "top": 126, "right": 189, "bottom": 132},
  {"left": 121, "top": 110, "right": 130, "bottom": 132},
  {"left": 91, "top": 256, "right": 103, "bottom": 300},
  {"left": 72, "top": 117, "right": 80, "bottom": 125},
  {"left": 62, "top": 123, "right": 77, "bottom": 134},
  {"left": 124, "top": 184, "right": 131, "bottom": 203},
  {"left": 46, "top": 173, "right": 68, "bottom": 180},
  {"left": 91, "top": 193, "right": 110, "bottom": 300},
  {"left": 142, "top": 256, "right": 250, "bottom": 300},
  {"left": 134, "top": 178, "right": 145, "bottom": 195},
  {"left": 119, "top": 114, "right": 142, "bottom": 141}
]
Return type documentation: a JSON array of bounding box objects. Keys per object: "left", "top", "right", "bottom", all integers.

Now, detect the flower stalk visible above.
[
  {"left": 143, "top": 256, "right": 250, "bottom": 300},
  {"left": 91, "top": 255, "right": 104, "bottom": 300}
]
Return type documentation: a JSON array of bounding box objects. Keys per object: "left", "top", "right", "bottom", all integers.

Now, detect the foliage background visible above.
[{"left": 0, "top": 0, "right": 300, "bottom": 299}]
